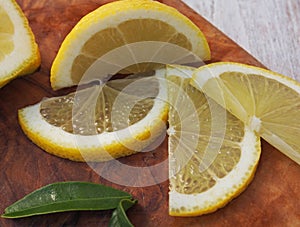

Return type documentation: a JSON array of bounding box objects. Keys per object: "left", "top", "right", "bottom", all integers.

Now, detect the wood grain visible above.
[
  {"left": 183, "top": 0, "right": 300, "bottom": 82},
  {"left": 0, "top": 0, "right": 299, "bottom": 226}
]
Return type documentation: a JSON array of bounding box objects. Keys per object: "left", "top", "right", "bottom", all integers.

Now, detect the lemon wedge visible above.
[
  {"left": 0, "top": 0, "right": 40, "bottom": 88},
  {"left": 191, "top": 62, "right": 300, "bottom": 165},
  {"left": 18, "top": 69, "right": 168, "bottom": 162},
  {"left": 167, "top": 65, "right": 261, "bottom": 216},
  {"left": 50, "top": 0, "right": 210, "bottom": 90}
]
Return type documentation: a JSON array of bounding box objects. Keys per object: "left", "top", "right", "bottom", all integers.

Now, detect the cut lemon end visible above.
[
  {"left": 19, "top": 68, "right": 168, "bottom": 162},
  {"left": 0, "top": 0, "right": 40, "bottom": 88},
  {"left": 50, "top": 0, "right": 210, "bottom": 90},
  {"left": 191, "top": 62, "right": 300, "bottom": 165},
  {"left": 167, "top": 65, "right": 261, "bottom": 216}
]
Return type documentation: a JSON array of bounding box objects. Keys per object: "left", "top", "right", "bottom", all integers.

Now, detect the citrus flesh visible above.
[
  {"left": 167, "top": 65, "right": 261, "bottom": 216},
  {"left": 18, "top": 69, "right": 168, "bottom": 162},
  {"left": 191, "top": 62, "right": 300, "bottom": 165},
  {"left": 0, "top": 0, "right": 40, "bottom": 88},
  {"left": 50, "top": 0, "right": 210, "bottom": 90}
]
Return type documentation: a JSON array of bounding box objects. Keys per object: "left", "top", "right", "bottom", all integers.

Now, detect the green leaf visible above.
[
  {"left": 108, "top": 199, "right": 137, "bottom": 227},
  {"left": 2, "top": 181, "right": 132, "bottom": 218}
]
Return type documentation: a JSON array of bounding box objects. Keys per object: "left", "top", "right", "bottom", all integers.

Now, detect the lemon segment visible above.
[
  {"left": 19, "top": 69, "right": 168, "bottom": 162},
  {"left": 50, "top": 0, "right": 210, "bottom": 90},
  {"left": 167, "top": 65, "right": 261, "bottom": 216},
  {"left": 0, "top": 0, "right": 40, "bottom": 88},
  {"left": 191, "top": 62, "right": 300, "bottom": 165}
]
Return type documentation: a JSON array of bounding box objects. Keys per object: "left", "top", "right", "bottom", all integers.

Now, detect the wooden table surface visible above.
[
  {"left": 1, "top": 0, "right": 299, "bottom": 226},
  {"left": 183, "top": 0, "right": 300, "bottom": 82}
]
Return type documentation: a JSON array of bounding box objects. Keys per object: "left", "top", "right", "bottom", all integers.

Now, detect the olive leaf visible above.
[
  {"left": 2, "top": 181, "right": 132, "bottom": 218},
  {"left": 108, "top": 199, "right": 137, "bottom": 227}
]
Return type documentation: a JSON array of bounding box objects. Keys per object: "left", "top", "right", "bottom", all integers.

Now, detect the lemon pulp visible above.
[
  {"left": 0, "top": 5, "right": 14, "bottom": 61},
  {"left": 72, "top": 19, "right": 192, "bottom": 83},
  {"left": 40, "top": 78, "right": 157, "bottom": 135}
]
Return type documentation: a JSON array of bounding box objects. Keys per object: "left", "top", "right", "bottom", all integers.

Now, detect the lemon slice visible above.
[
  {"left": 167, "top": 65, "right": 261, "bottom": 216},
  {"left": 191, "top": 62, "right": 300, "bottom": 165},
  {"left": 0, "top": 0, "right": 40, "bottom": 88},
  {"left": 18, "top": 69, "right": 168, "bottom": 162},
  {"left": 50, "top": 0, "right": 210, "bottom": 90}
]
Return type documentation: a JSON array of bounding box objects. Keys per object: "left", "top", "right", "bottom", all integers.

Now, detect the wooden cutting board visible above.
[{"left": 1, "top": 0, "right": 299, "bottom": 226}]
